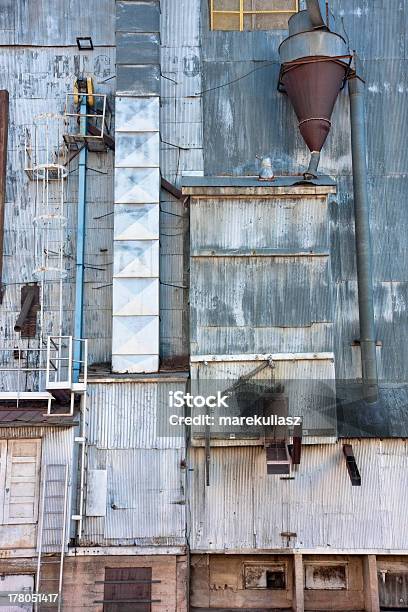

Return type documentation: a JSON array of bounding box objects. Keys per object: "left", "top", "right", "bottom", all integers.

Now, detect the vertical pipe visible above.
[
  {"left": 0, "top": 91, "right": 9, "bottom": 303},
  {"left": 349, "top": 74, "right": 378, "bottom": 403},
  {"left": 73, "top": 96, "right": 88, "bottom": 382}
]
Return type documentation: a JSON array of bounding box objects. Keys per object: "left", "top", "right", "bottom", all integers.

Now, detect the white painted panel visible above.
[
  {"left": 3, "top": 440, "right": 41, "bottom": 525},
  {"left": 114, "top": 204, "right": 159, "bottom": 241},
  {"left": 112, "top": 316, "right": 159, "bottom": 355},
  {"left": 111, "top": 354, "right": 159, "bottom": 374},
  {"left": 115, "top": 168, "right": 160, "bottom": 203},
  {"left": 113, "top": 240, "right": 159, "bottom": 278},
  {"left": 115, "top": 132, "right": 160, "bottom": 168},
  {"left": 113, "top": 278, "right": 159, "bottom": 316},
  {"left": 115, "top": 97, "right": 159, "bottom": 132},
  {"left": 0, "top": 574, "right": 34, "bottom": 612},
  {"left": 86, "top": 470, "right": 107, "bottom": 517}
]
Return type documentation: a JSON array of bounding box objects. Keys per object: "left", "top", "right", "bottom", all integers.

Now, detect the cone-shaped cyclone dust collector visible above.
[{"left": 279, "top": 0, "right": 350, "bottom": 178}]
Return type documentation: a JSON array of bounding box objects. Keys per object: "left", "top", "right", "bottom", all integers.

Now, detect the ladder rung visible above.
[
  {"left": 45, "top": 495, "right": 65, "bottom": 499},
  {"left": 44, "top": 511, "right": 64, "bottom": 514},
  {"left": 45, "top": 479, "right": 66, "bottom": 483}
]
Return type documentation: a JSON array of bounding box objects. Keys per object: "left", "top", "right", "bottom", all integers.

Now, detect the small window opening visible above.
[{"left": 266, "top": 570, "right": 286, "bottom": 589}]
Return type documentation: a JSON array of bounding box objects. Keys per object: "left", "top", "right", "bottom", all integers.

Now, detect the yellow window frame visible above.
[{"left": 210, "top": 0, "right": 299, "bottom": 31}]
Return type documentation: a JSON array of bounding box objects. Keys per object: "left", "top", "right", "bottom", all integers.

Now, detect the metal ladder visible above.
[{"left": 36, "top": 464, "right": 69, "bottom": 612}]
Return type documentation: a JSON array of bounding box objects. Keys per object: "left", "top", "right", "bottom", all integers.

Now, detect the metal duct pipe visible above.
[
  {"left": 304, "top": 150, "right": 320, "bottom": 180},
  {"left": 349, "top": 73, "right": 378, "bottom": 403}
]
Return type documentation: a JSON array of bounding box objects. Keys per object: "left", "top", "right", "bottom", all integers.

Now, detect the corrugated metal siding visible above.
[
  {"left": 160, "top": 0, "right": 203, "bottom": 360},
  {"left": 0, "top": 46, "right": 115, "bottom": 370},
  {"left": 0, "top": 0, "right": 115, "bottom": 46},
  {"left": 191, "top": 197, "right": 329, "bottom": 253},
  {"left": 0, "top": 426, "right": 75, "bottom": 551},
  {"left": 190, "top": 252, "right": 333, "bottom": 355},
  {"left": 190, "top": 358, "right": 336, "bottom": 439},
  {"left": 189, "top": 439, "right": 408, "bottom": 551},
  {"left": 198, "top": 0, "right": 408, "bottom": 383},
  {"left": 87, "top": 381, "right": 186, "bottom": 449},
  {"left": 189, "top": 189, "right": 334, "bottom": 356}
]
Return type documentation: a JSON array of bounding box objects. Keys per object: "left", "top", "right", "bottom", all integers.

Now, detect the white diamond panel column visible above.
[{"left": 113, "top": 97, "right": 160, "bottom": 372}]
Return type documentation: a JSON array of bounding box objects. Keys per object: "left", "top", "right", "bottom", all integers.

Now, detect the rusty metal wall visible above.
[
  {"left": 188, "top": 439, "right": 408, "bottom": 552},
  {"left": 0, "top": 425, "right": 75, "bottom": 550},
  {"left": 198, "top": 0, "right": 408, "bottom": 383},
  {"left": 83, "top": 380, "right": 187, "bottom": 546}
]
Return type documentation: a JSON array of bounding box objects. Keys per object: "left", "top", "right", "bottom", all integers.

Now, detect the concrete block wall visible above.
[{"left": 113, "top": 1, "right": 161, "bottom": 372}]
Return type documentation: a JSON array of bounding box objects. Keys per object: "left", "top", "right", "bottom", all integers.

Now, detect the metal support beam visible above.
[
  {"left": 14, "top": 286, "right": 37, "bottom": 333},
  {"left": 73, "top": 96, "right": 88, "bottom": 383},
  {"left": 349, "top": 73, "right": 379, "bottom": 403},
  {"left": 0, "top": 91, "right": 9, "bottom": 303}
]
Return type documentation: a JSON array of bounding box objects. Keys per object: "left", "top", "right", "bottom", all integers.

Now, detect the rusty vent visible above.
[{"left": 98, "top": 567, "right": 161, "bottom": 610}]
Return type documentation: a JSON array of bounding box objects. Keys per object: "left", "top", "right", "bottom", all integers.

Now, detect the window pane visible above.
[
  {"left": 213, "top": 12, "right": 241, "bottom": 30},
  {"left": 213, "top": 0, "right": 240, "bottom": 9},
  {"left": 244, "top": 0, "right": 297, "bottom": 9}
]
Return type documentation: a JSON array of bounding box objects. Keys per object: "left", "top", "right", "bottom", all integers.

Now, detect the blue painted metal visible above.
[{"left": 73, "top": 95, "right": 88, "bottom": 383}]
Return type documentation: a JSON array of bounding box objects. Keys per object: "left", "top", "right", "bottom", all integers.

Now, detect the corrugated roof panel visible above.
[
  {"left": 0, "top": 0, "right": 115, "bottom": 46},
  {"left": 191, "top": 256, "right": 333, "bottom": 355},
  {"left": 191, "top": 197, "right": 329, "bottom": 253}
]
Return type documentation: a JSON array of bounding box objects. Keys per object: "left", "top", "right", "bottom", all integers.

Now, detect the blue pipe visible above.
[{"left": 73, "top": 95, "right": 88, "bottom": 383}]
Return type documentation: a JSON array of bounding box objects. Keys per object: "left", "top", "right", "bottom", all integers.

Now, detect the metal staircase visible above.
[{"left": 36, "top": 464, "right": 69, "bottom": 612}]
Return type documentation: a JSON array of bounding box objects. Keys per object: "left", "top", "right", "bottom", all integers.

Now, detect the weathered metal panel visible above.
[
  {"left": 0, "top": 0, "right": 115, "bottom": 46},
  {"left": 86, "top": 469, "right": 107, "bottom": 517},
  {"left": 189, "top": 439, "right": 408, "bottom": 551},
  {"left": 159, "top": 0, "right": 203, "bottom": 360},
  {"left": 84, "top": 379, "right": 187, "bottom": 545},
  {"left": 0, "top": 426, "right": 75, "bottom": 550},
  {"left": 87, "top": 380, "right": 186, "bottom": 449},
  {"left": 117, "top": 65, "right": 161, "bottom": 96},
  {"left": 198, "top": 0, "right": 408, "bottom": 385}
]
